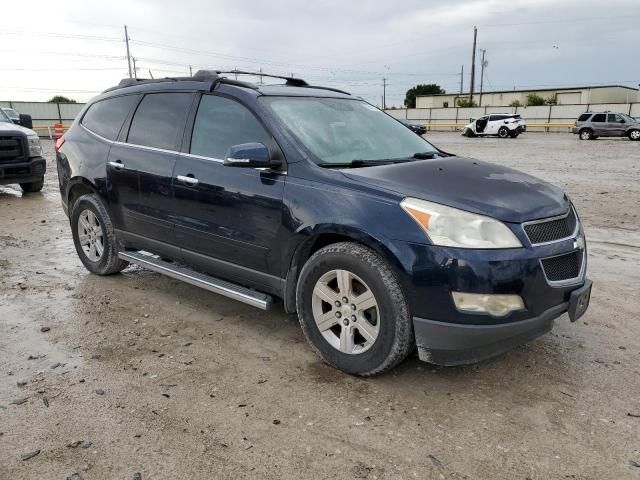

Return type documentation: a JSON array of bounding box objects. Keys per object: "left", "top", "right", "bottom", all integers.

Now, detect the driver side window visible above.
[{"left": 191, "top": 95, "right": 271, "bottom": 159}]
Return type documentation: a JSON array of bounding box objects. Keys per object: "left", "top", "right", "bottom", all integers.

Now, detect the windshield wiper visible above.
[{"left": 318, "top": 159, "right": 399, "bottom": 168}]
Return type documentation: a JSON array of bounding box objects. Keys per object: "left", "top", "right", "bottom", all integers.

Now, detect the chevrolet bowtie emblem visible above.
[{"left": 573, "top": 236, "right": 585, "bottom": 250}]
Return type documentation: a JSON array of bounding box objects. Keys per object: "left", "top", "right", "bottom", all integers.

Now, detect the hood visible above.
[
  {"left": 0, "top": 121, "right": 36, "bottom": 136},
  {"left": 341, "top": 157, "right": 570, "bottom": 223}
]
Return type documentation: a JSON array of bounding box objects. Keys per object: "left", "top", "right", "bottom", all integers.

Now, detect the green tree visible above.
[
  {"left": 457, "top": 98, "right": 477, "bottom": 108},
  {"left": 526, "top": 93, "right": 546, "bottom": 106},
  {"left": 545, "top": 94, "right": 557, "bottom": 106},
  {"left": 404, "top": 84, "right": 445, "bottom": 108},
  {"left": 48, "top": 95, "right": 77, "bottom": 104},
  {"left": 509, "top": 100, "right": 522, "bottom": 108}
]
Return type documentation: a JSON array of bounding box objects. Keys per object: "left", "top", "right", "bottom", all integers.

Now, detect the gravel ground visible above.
[{"left": 1, "top": 133, "right": 639, "bottom": 480}]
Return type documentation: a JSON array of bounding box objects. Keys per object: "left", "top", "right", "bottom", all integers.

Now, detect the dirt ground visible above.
[{"left": 1, "top": 132, "right": 639, "bottom": 480}]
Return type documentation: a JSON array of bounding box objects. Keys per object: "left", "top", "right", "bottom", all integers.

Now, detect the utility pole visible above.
[
  {"left": 189, "top": 65, "right": 193, "bottom": 76},
  {"left": 124, "top": 25, "right": 133, "bottom": 79},
  {"left": 479, "top": 49, "right": 486, "bottom": 106},
  {"left": 259, "top": 67, "right": 263, "bottom": 84},
  {"left": 132, "top": 57, "right": 137, "bottom": 78},
  {"left": 459, "top": 64, "right": 464, "bottom": 94},
  {"left": 469, "top": 26, "right": 477, "bottom": 104},
  {"left": 382, "top": 78, "right": 387, "bottom": 110}
]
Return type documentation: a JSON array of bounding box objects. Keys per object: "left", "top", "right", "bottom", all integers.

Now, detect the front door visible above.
[
  {"left": 172, "top": 94, "right": 286, "bottom": 283},
  {"left": 108, "top": 92, "right": 194, "bottom": 244},
  {"left": 606, "top": 113, "right": 626, "bottom": 137}
]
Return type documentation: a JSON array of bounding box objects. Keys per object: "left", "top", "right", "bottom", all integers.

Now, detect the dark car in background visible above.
[
  {"left": 572, "top": 111, "right": 640, "bottom": 141},
  {"left": 55, "top": 70, "right": 591, "bottom": 375},
  {"left": 399, "top": 119, "right": 427, "bottom": 136}
]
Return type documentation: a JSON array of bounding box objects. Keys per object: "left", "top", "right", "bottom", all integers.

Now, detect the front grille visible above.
[
  {"left": 0, "top": 135, "right": 24, "bottom": 164},
  {"left": 541, "top": 250, "right": 583, "bottom": 282},
  {"left": 524, "top": 209, "right": 577, "bottom": 244}
]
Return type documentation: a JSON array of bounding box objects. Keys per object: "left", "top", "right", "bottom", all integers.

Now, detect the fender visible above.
[{"left": 281, "top": 224, "right": 411, "bottom": 314}]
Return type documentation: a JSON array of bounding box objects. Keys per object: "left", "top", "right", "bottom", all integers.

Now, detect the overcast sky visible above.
[{"left": 2, "top": 0, "right": 639, "bottom": 106}]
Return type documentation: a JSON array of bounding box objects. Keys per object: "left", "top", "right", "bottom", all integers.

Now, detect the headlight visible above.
[
  {"left": 400, "top": 197, "right": 522, "bottom": 249},
  {"left": 27, "top": 135, "right": 42, "bottom": 157}
]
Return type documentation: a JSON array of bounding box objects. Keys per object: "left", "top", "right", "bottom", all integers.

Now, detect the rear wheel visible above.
[
  {"left": 628, "top": 129, "right": 640, "bottom": 141},
  {"left": 498, "top": 127, "right": 509, "bottom": 138},
  {"left": 296, "top": 242, "right": 414, "bottom": 376},
  {"left": 20, "top": 177, "right": 44, "bottom": 193},
  {"left": 579, "top": 129, "right": 593, "bottom": 140},
  {"left": 70, "top": 193, "right": 129, "bottom": 275}
]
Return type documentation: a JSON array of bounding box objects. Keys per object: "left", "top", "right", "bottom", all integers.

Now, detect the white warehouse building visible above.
[{"left": 417, "top": 85, "right": 640, "bottom": 108}]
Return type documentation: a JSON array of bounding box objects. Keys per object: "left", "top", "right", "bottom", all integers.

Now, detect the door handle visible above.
[
  {"left": 108, "top": 160, "right": 125, "bottom": 170},
  {"left": 177, "top": 174, "right": 199, "bottom": 186}
]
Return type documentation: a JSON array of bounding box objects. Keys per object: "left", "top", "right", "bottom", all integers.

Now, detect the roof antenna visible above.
[{"left": 148, "top": 69, "right": 154, "bottom": 79}]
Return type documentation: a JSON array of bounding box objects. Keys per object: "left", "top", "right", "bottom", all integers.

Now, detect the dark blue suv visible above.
[{"left": 55, "top": 70, "right": 591, "bottom": 375}]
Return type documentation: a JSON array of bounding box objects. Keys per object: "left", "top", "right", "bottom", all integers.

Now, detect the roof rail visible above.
[
  {"left": 104, "top": 69, "right": 351, "bottom": 96},
  {"left": 214, "top": 70, "right": 309, "bottom": 87}
]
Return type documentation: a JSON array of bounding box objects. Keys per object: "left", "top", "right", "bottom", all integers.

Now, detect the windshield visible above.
[
  {"left": 2, "top": 108, "right": 19, "bottom": 120},
  {"left": 621, "top": 113, "right": 637, "bottom": 123},
  {"left": 0, "top": 109, "right": 11, "bottom": 123},
  {"left": 262, "top": 97, "right": 438, "bottom": 164}
]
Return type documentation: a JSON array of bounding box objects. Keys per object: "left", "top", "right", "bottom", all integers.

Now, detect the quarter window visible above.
[
  {"left": 81, "top": 95, "right": 138, "bottom": 140},
  {"left": 127, "top": 93, "right": 193, "bottom": 151},
  {"left": 591, "top": 114, "right": 606, "bottom": 122},
  {"left": 191, "top": 95, "right": 271, "bottom": 159}
]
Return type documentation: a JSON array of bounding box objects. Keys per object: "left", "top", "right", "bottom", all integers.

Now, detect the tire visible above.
[
  {"left": 498, "top": 127, "right": 509, "bottom": 138},
  {"left": 509, "top": 131, "right": 519, "bottom": 138},
  {"left": 70, "top": 193, "right": 129, "bottom": 275},
  {"left": 296, "top": 242, "right": 414, "bottom": 376},
  {"left": 579, "top": 129, "right": 593, "bottom": 141},
  {"left": 628, "top": 129, "right": 640, "bottom": 141},
  {"left": 20, "top": 177, "right": 44, "bottom": 193},
  {"left": 463, "top": 128, "right": 475, "bottom": 138}
]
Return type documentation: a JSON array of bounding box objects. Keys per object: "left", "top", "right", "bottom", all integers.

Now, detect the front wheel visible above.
[
  {"left": 628, "top": 129, "right": 640, "bottom": 141},
  {"left": 296, "top": 242, "right": 414, "bottom": 376},
  {"left": 498, "top": 127, "right": 509, "bottom": 138},
  {"left": 20, "top": 177, "right": 44, "bottom": 193},
  {"left": 70, "top": 193, "right": 129, "bottom": 275}
]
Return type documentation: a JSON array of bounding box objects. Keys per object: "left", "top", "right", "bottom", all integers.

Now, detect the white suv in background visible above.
[{"left": 463, "top": 113, "right": 527, "bottom": 139}]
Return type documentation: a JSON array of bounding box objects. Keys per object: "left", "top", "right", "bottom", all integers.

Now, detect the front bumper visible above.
[
  {"left": 0, "top": 157, "right": 46, "bottom": 185},
  {"left": 413, "top": 277, "right": 593, "bottom": 365},
  {"left": 388, "top": 227, "right": 589, "bottom": 364}
]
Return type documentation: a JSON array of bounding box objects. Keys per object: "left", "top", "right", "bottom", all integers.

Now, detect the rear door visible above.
[
  {"left": 107, "top": 92, "right": 194, "bottom": 245},
  {"left": 486, "top": 115, "right": 504, "bottom": 135},
  {"left": 590, "top": 113, "right": 607, "bottom": 136},
  {"left": 172, "top": 94, "right": 286, "bottom": 285}
]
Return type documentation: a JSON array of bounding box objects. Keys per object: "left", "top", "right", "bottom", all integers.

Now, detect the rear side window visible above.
[
  {"left": 127, "top": 93, "right": 192, "bottom": 151},
  {"left": 190, "top": 95, "right": 271, "bottom": 159},
  {"left": 578, "top": 114, "right": 591, "bottom": 122},
  {"left": 591, "top": 114, "right": 606, "bottom": 122},
  {"left": 82, "top": 95, "right": 138, "bottom": 140}
]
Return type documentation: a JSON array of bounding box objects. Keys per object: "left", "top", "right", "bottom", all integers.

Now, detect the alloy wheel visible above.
[
  {"left": 77, "top": 209, "right": 104, "bottom": 262},
  {"left": 311, "top": 269, "right": 380, "bottom": 355}
]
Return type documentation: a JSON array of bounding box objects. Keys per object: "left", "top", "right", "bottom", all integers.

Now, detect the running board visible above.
[{"left": 118, "top": 251, "right": 273, "bottom": 310}]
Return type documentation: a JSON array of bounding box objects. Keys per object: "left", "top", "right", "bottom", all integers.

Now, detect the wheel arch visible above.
[
  {"left": 282, "top": 226, "right": 406, "bottom": 314},
  {"left": 66, "top": 177, "right": 101, "bottom": 212}
]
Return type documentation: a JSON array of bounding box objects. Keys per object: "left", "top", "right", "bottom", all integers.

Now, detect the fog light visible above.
[{"left": 452, "top": 292, "right": 525, "bottom": 317}]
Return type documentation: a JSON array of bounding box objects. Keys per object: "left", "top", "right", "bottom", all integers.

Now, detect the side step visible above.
[{"left": 118, "top": 251, "right": 273, "bottom": 310}]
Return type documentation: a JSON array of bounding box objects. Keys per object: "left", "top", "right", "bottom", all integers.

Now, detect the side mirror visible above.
[
  {"left": 224, "top": 142, "right": 277, "bottom": 168},
  {"left": 19, "top": 114, "right": 33, "bottom": 129}
]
